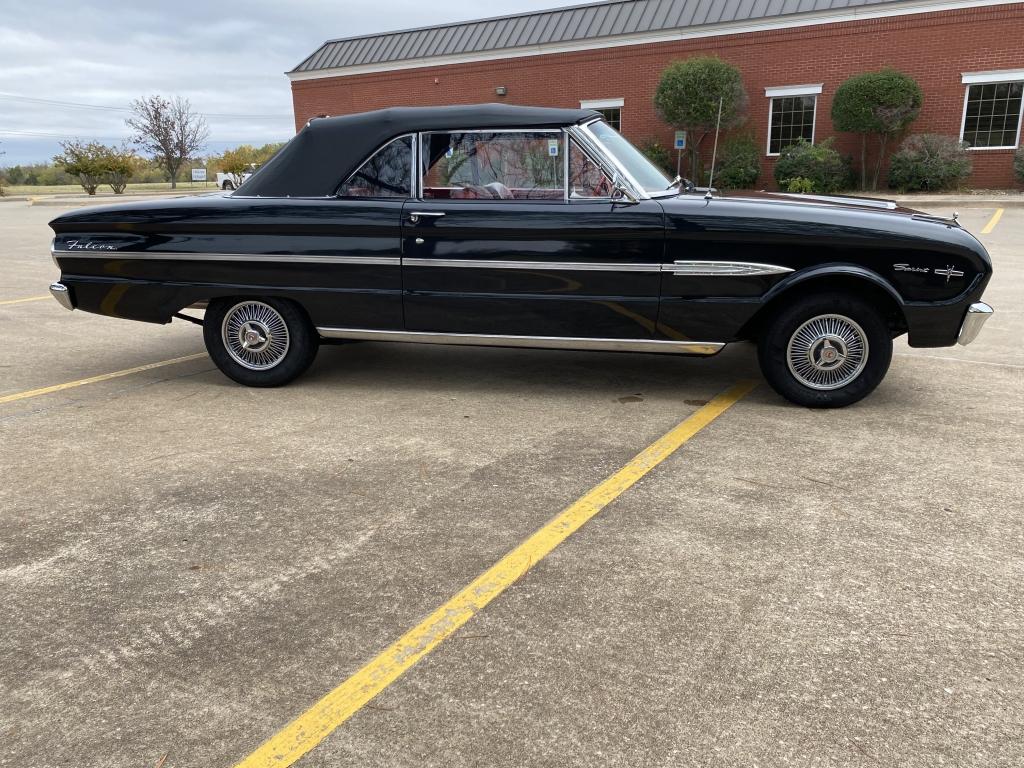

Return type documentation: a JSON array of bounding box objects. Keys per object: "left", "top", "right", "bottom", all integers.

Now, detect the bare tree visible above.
[{"left": 126, "top": 95, "right": 208, "bottom": 188}]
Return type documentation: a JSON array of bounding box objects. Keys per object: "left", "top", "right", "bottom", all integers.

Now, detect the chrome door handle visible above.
[{"left": 408, "top": 211, "right": 445, "bottom": 224}]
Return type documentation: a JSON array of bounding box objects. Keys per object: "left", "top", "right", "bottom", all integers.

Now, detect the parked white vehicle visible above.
[{"left": 216, "top": 172, "right": 252, "bottom": 191}]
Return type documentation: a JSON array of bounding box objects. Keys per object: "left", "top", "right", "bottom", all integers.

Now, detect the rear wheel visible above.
[
  {"left": 203, "top": 298, "right": 318, "bottom": 387},
  {"left": 222, "top": 180, "right": 235, "bottom": 190},
  {"left": 758, "top": 293, "right": 892, "bottom": 408}
]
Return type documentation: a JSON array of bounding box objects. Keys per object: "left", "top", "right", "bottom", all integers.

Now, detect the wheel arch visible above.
[
  {"left": 741, "top": 265, "right": 907, "bottom": 341},
  {"left": 173, "top": 293, "right": 316, "bottom": 330}
]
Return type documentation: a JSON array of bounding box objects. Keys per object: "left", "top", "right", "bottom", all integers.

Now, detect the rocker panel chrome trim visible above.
[{"left": 316, "top": 327, "right": 725, "bottom": 355}]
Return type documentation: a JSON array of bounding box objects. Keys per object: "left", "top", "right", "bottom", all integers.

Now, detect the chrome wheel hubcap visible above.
[
  {"left": 222, "top": 301, "right": 290, "bottom": 370},
  {"left": 786, "top": 314, "right": 869, "bottom": 390}
]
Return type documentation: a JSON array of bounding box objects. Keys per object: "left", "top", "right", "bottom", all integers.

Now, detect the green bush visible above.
[
  {"left": 714, "top": 134, "right": 760, "bottom": 189},
  {"left": 773, "top": 139, "right": 853, "bottom": 194},
  {"left": 638, "top": 139, "right": 674, "bottom": 175},
  {"left": 1015, "top": 146, "right": 1024, "bottom": 183},
  {"left": 785, "top": 177, "right": 815, "bottom": 194},
  {"left": 888, "top": 134, "right": 971, "bottom": 192}
]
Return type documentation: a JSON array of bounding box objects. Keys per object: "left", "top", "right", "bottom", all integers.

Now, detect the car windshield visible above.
[{"left": 584, "top": 120, "right": 673, "bottom": 195}]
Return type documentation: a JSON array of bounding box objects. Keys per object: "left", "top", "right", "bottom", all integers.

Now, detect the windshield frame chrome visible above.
[
  {"left": 571, "top": 118, "right": 678, "bottom": 200},
  {"left": 568, "top": 120, "right": 650, "bottom": 201}
]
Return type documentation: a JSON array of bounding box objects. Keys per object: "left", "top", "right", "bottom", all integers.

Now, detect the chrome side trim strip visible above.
[
  {"left": 666, "top": 260, "right": 794, "bottom": 276},
  {"left": 50, "top": 249, "right": 401, "bottom": 266},
  {"left": 51, "top": 248, "right": 790, "bottom": 277},
  {"left": 316, "top": 327, "right": 724, "bottom": 356},
  {"left": 402, "top": 258, "right": 662, "bottom": 272},
  {"left": 958, "top": 301, "right": 993, "bottom": 346}
]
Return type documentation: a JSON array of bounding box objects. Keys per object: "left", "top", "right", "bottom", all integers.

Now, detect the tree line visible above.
[{"left": 0, "top": 95, "right": 284, "bottom": 195}]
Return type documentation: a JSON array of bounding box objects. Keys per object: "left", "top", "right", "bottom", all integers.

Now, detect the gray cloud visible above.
[{"left": 0, "top": 0, "right": 593, "bottom": 165}]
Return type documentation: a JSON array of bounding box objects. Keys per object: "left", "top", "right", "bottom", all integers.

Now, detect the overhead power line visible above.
[
  {"left": 0, "top": 128, "right": 127, "bottom": 140},
  {"left": 0, "top": 92, "right": 293, "bottom": 119}
]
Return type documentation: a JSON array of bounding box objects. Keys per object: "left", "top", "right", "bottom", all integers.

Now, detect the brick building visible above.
[{"left": 288, "top": 0, "right": 1024, "bottom": 189}]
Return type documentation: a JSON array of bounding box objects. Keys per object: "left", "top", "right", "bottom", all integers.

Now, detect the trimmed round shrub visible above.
[
  {"left": 832, "top": 68, "right": 924, "bottom": 190},
  {"left": 832, "top": 69, "right": 923, "bottom": 136},
  {"left": 888, "top": 134, "right": 971, "bottom": 192},
  {"left": 714, "top": 134, "right": 760, "bottom": 189},
  {"left": 773, "top": 138, "right": 854, "bottom": 194},
  {"left": 1015, "top": 146, "right": 1024, "bottom": 184},
  {"left": 654, "top": 56, "right": 748, "bottom": 183}
]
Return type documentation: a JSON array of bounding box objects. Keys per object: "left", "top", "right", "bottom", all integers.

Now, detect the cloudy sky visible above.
[{"left": 0, "top": 0, "right": 594, "bottom": 166}]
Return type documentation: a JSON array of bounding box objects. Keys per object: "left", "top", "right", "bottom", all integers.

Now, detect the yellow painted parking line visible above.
[
  {"left": 233, "top": 379, "right": 757, "bottom": 768},
  {"left": 0, "top": 353, "right": 207, "bottom": 405},
  {"left": 981, "top": 208, "right": 1004, "bottom": 234},
  {"left": 0, "top": 295, "right": 49, "bottom": 306}
]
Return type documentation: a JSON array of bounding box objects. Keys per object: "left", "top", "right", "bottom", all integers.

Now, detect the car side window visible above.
[
  {"left": 337, "top": 135, "right": 412, "bottom": 198},
  {"left": 421, "top": 132, "right": 565, "bottom": 201},
  {"left": 568, "top": 139, "right": 613, "bottom": 199}
]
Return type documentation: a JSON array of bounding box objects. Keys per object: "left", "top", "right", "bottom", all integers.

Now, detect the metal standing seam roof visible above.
[{"left": 291, "top": 0, "right": 909, "bottom": 74}]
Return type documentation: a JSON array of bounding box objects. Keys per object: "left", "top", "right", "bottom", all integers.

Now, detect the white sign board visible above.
[
  {"left": 674, "top": 131, "right": 687, "bottom": 150},
  {"left": 547, "top": 139, "right": 559, "bottom": 157},
  {"left": 191, "top": 168, "right": 207, "bottom": 182}
]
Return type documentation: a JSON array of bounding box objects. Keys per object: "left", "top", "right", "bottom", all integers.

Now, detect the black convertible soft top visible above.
[{"left": 238, "top": 103, "right": 599, "bottom": 198}]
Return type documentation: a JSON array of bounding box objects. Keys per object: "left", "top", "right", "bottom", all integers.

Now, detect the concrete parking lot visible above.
[{"left": 1, "top": 199, "right": 1021, "bottom": 768}]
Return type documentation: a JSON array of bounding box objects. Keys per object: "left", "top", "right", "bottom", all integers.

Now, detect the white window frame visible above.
[
  {"left": 580, "top": 98, "right": 624, "bottom": 129},
  {"left": 959, "top": 70, "right": 1024, "bottom": 151},
  {"left": 765, "top": 84, "right": 822, "bottom": 157}
]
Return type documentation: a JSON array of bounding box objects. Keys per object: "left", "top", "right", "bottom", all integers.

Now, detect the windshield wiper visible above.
[{"left": 666, "top": 175, "right": 683, "bottom": 190}]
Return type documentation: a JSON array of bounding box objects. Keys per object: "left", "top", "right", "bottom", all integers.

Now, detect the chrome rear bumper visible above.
[
  {"left": 49, "top": 282, "right": 73, "bottom": 311},
  {"left": 958, "top": 302, "right": 993, "bottom": 346}
]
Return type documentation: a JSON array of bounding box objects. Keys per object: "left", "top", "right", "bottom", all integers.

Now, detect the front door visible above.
[{"left": 402, "top": 130, "right": 665, "bottom": 340}]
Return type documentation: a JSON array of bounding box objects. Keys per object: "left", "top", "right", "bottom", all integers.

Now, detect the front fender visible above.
[{"left": 762, "top": 263, "right": 905, "bottom": 308}]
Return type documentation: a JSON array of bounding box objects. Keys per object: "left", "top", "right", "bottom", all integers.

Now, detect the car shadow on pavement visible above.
[{"left": 294, "top": 340, "right": 765, "bottom": 401}]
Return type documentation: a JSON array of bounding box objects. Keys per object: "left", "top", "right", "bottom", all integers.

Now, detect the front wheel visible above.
[
  {"left": 204, "top": 298, "right": 319, "bottom": 387},
  {"left": 758, "top": 293, "right": 892, "bottom": 408}
]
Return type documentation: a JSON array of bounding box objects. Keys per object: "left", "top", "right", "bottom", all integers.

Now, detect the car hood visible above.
[
  {"left": 657, "top": 189, "right": 991, "bottom": 273},
  {"left": 676, "top": 189, "right": 927, "bottom": 215}
]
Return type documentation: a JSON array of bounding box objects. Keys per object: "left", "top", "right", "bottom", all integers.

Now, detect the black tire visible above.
[
  {"left": 757, "top": 292, "right": 892, "bottom": 408},
  {"left": 203, "top": 297, "right": 319, "bottom": 387},
  {"left": 222, "top": 181, "right": 234, "bottom": 190}
]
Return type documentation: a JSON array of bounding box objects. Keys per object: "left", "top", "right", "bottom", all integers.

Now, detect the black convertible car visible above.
[{"left": 49, "top": 104, "right": 993, "bottom": 407}]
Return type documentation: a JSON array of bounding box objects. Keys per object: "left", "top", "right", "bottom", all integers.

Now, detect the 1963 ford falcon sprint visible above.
[{"left": 48, "top": 104, "right": 994, "bottom": 408}]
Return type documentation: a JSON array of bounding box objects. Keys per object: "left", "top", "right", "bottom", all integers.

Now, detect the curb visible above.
[
  {"left": 29, "top": 193, "right": 205, "bottom": 208},
  {"left": 889, "top": 198, "right": 1024, "bottom": 208}
]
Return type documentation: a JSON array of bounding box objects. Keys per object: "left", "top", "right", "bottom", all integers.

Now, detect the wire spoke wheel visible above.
[
  {"left": 221, "top": 301, "right": 291, "bottom": 371},
  {"left": 786, "top": 313, "right": 869, "bottom": 391}
]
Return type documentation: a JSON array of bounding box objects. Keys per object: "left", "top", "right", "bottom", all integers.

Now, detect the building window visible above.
[
  {"left": 765, "top": 85, "right": 822, "bottom": 156},
  {"left": 596, "top": 107, "right": 621, "bottom": 131},
  {"left": 961, "top": 78, "right": 1024, "bottom": 149},
  {"left": 580, "top": 98, "right": 624, "bottom": 131}
]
